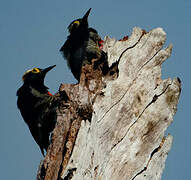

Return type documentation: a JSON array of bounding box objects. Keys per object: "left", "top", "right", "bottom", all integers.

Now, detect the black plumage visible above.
[
  {"left": 60, "top": 8, "right": 103, "bottom": 81},
  {"left": 17, "top": 65, "right": 57, "bottom": 156}
]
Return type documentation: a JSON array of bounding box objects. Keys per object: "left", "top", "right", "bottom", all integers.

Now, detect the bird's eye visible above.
[{"left": 32, "top": 68, "right": 40, "bottom": 73}]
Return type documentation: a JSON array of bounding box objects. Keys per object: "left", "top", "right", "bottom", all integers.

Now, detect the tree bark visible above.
[{"left": 37, "top": 27, "right": 181, "bottom": 180}]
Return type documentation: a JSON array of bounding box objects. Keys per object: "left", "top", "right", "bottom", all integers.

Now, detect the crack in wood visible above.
[
  {"left": 97, "top": 32, "right": 145, "bottom": 123},
  {"left": 138, "top": 48, "right": 162, "bottom": 72},
  {"left": 62, "top": 168, "right": 77, "bottom": 180},
  {"left": 97, "top": 31, "right": 166, "bottom": 124},
  {"left": 97, "top": 48, "right": 164, "bottom": 124},
  {"left": 59, "top": 117, "right": 83, "bottom": 177},
  {"left": 131, "top": 137, "right": 166, "bottom": 180},
  {"left": 116, "top": 31, "right": 145, "bottom": 64},
  {"left": 110, "top": 83, "right": 171, "bottom": 152}
]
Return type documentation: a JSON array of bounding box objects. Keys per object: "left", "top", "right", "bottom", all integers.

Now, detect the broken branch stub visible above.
[{"left": 37, "top": 27, "right": 181, "bottom": 180}]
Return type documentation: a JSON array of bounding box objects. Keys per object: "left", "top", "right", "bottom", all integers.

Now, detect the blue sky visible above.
[{"left": 0, "top": 0, "right": 190, "bottom": 179}]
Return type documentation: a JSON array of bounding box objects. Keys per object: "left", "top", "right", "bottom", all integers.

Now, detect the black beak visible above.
[
  {"left": 42, "top": 65, "right": 56, "bottom": 75},
  {"left": 82, "top": 8, "right": 91, "bottom": 22}
]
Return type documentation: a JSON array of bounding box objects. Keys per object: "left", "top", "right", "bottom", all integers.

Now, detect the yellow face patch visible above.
[
  {"left": 73, "top": 20, "right": 80, "bottom": 26},
  {"left": 68, "top": 20, "right": 80, "bottom": 33},
  {"left": 22, "top": 68, "right": 40, "bottom": 81}
]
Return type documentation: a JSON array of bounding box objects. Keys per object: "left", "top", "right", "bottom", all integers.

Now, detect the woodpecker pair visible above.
[
  {"left": 17, "top": 65, "right": 57, "bottom": 156},
  {"left": 60, "top": 8, "right": 104, "bottom": 81},
  {"left": 17, "top": 8, "right": 104, "bottom": 156}
]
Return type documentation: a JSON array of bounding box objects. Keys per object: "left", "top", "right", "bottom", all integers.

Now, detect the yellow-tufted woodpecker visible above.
[
  {"left": 17, "top": 65, "right": 57, "bottom": 156},
  {"left": 60, "top": 8, "right": 104, "bottom": 81}
]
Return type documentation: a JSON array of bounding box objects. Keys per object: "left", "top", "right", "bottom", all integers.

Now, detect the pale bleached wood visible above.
[
  {"left": 61, "top": 28, "right": 181, "bottom": 180},
  {"left": 37, "top": 27, "right": 181, "bottom": 180}
]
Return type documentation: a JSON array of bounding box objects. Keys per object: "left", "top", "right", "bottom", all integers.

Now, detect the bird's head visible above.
[
  {"left": 68, "top": 8, "right": 91, "bottom": 33},
  {"left": 22, "top": 65, "right": 56, "bottom": 85}
]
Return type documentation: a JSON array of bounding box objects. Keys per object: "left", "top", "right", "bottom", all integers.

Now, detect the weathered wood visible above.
[{"left": 37, "top": 27, "right": 181, "bottom": 180}]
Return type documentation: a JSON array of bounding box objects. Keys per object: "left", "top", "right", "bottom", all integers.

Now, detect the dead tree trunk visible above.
[{"left": 37, "top": 27, "right": 181, "bottom": 180}]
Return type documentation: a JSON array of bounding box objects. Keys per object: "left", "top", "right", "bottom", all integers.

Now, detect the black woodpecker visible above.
[
  {"left": 60, "top": 8, "right": 104, "bottom": 81},
  {"left": 17, "top": 65, "right": 57, "bottom": 156}
]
